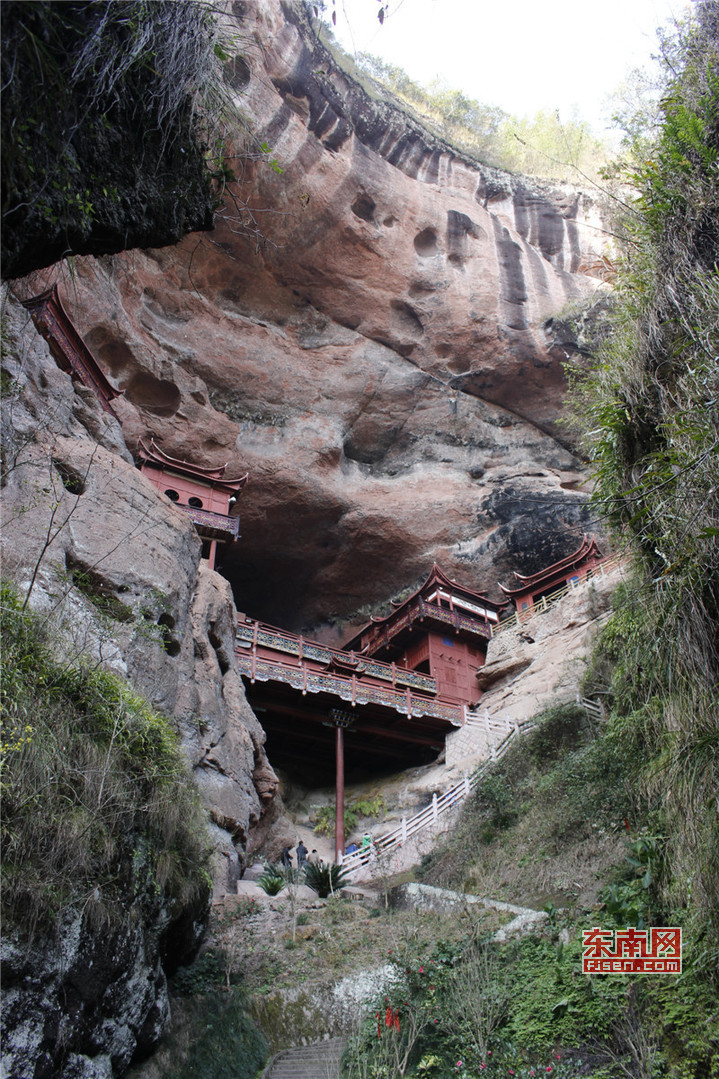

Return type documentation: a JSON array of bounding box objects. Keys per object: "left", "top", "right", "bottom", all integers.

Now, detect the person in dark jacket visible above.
[
  {"left": 280, "top": 845, "right": 292, "bottom": 868},
  {"left": 296, "top": 840, "right": 308, "bottom": 868}
]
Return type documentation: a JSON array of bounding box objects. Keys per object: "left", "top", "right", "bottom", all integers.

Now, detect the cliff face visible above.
[
  {"left": 0, "top": 294, "right": 285, "bottom": 1075},
  {"left": 1, "top": 294, "right": 283, "bottom": 870},
  {"left": 1, "top": 3, "right": 612, "bottom": 1073},
  {"left": 28, "top": 0, "right": 608, "bottom": 637}
]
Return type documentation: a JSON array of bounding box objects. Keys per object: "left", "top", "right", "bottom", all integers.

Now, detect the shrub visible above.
[
  {"left": 312, "top": 794, "right": 385, "bottom": 839},
  {"left": 256, "top": 866, "right": 286, "bottom": 897},
  {"left": 168, "top": 990, "right": 268, "bottom": 1079},
  {"left": 302, "top": 861, "right": 352, "bottom": 899},
  {"left": 0, "top": 582, "right": 211, "bottom": 936},
  {"left": 171, "top": 950, "right": 225, "bottom": 996},
  {"left": 524, "top": 702, "right": 588, "bottom": 763}
]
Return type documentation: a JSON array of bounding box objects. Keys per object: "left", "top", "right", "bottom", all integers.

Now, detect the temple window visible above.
[
  {"left": 188, "top": 496, "right": 204, "bottom": 508},
  {"left": 164, "top": 488, "right": 180, "bottom": 501}
]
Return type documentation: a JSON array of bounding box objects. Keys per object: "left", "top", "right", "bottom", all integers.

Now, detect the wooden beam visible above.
[{"left": 263, "top": 721, "right": 416, "bottom": 761}]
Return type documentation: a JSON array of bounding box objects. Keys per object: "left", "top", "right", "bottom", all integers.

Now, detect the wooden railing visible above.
[
  {"left": 235, "top": 620, "right": 437, "bottom": 695},
  {"left": 179, "top": 504, "right": 240, "bottom": 538},
  {"left": 339, "top": 713, "right": 537, "bottom": 873},
  {"left": 234, "top": 651, "right": 461, "bottom": 724},
  {"left": 359, "top": 596, "right": 494, "bottom": 653},
  {"left": 577, "top": 694, "right": 604, "bottom": 721},
  {"left": 491, "top": 555, "right": 624, "bottom": 637}
]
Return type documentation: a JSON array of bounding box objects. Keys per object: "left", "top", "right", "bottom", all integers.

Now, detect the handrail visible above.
[
  {"left": 234, "top": 651, "right": 462, "bottom": 724},
  {"left": 236, "top": 619, "right": 437, "bottom": 696},
  {"left": 491, "top": 555, "right": 625, "bottom": 637},
  {"left": 577, "top": 694, "right": 604, "bottom": 720},
  {"left": 339, "top": 713, "right": 537, "bottom": 873}
]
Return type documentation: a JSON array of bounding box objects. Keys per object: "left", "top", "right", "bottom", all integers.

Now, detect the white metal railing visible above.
[
  {"left": 577, "top": 694, "right": 604, "bottom": 720},
  {"left": 339, "top": 714, "right": 537, "bottom": 874},
  {"left": 491, "top": 555, "right": 625, "bottom": 637},
  {"left": 463, "top": 708, "right": 518, "bottom": 733}
]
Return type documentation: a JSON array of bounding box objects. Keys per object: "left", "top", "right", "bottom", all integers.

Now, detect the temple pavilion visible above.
[
  {"left": 342, "top": 563, "right": 506, "bottom": 707},
  {"left": 235, "top": 563, "right": 507, "bottom": 859},
  {"left": 499, "top": 534, "right": 604, "bottom": 621},
  {"left": 236, "top": 562, "right": 507, "bottom": 771},
  {"left": 136, "top": 437, "right": 247, "bottom": 570},
  {"left": 22, "top": 285, "right": 122, "bottom": 415}
]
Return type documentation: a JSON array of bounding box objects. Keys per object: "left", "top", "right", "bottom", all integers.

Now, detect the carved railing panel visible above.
[
  {"left": 234, "top": 653, "right": 461, "bottom": 725},
  {"left": 235, "top": 622, "right": 437, "bottom": 694},
  {"left": 179, "top": 505, "right": 240, "bottom": 538}
]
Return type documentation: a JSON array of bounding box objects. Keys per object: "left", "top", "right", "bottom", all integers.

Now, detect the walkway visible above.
[
  {"left": 235, "top": 618, "right": 462, "bottom": 724},
  {"left": 340, "top": 713, "right": 537, "bottom": 877},
  {"left": 262, "top": 1038, "right": 346, "bottom": 1079}
]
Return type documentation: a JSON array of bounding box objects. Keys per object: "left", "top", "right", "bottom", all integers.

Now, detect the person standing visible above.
[
  {"left": 296, "top": 840, "right": 308, "bottom": 868},
  {"left": 280, "top": 845, "right": 292, "bottom": 868}
]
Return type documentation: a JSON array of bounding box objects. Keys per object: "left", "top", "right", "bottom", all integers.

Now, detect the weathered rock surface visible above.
[
  {"left": 1, "top": 292, "right": 283, "bottom": 870},
  {"left": 1, "top": 906, "right": 176, "bottom": 1079},
  {"left": 467, "top": 563, "right": 622, "bottom": 726},
  {"left": 13, "top": 0, "right": 610, "bottom": 636},
  {"left": 0, "top": 293, "right": 287, "bottom": 1074}
]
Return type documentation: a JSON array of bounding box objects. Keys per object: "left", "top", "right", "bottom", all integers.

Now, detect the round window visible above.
[
  {"left": 188, "top": 496, "right": 204, "bottom": 508},
  {"left": 164, "top": 489, "right": 179, "bottom": 502}
]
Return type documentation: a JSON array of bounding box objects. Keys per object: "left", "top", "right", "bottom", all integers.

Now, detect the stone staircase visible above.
[{"left": 262, "top": 1038, "right": 346, "bottom": 1079}]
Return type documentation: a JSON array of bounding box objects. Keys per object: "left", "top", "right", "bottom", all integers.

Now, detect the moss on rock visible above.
[{"left": 1, "top": 0, "right": 220, "bottom": 279}]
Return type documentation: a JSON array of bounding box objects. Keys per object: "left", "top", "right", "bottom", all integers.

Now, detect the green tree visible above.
[{"left": 355, "top": 52, "right": 609, "bottom": 178}]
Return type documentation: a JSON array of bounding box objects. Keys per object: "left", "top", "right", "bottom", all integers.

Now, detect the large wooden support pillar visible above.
[
  {"left": 330, "top": 709, "right": 355, "bottom": 863},
  {"left": 335, "top": 724, "right": 345, "bottom": 864}
]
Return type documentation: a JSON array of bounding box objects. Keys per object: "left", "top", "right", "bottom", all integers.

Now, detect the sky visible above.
[{"left": 327, "top": 0, "right": 691, "bottom": 135}]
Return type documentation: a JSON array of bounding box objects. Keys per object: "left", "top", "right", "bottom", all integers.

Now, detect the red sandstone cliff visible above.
[{"left": 12, "top": 0, "right": 608, "bottom": 637}]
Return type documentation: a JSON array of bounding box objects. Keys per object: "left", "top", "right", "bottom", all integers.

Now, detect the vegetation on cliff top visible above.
[
  {"left": 351, "top": 52, "right": 610, "bottom": 182},
  {"left": 0, "top": 581, "right": 211, "bottom": 938}
]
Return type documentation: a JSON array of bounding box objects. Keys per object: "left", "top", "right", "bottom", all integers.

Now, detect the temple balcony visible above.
[
  {"left": 234, "top": 650, "right": 461, "bottom": 724},
  {"left": 177, "top": 504, "right": 240, "bottom": 541},
  {"left": 235, "top": 620, "right": 438, "bottom": 697}
]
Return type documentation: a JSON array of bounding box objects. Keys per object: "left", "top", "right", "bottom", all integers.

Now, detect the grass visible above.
[
  {"left": 417, "top": 702, "right": 631, "bottom": 910},
  {"left": 1, "top": 580, "right": 211, "bottom": 937}
]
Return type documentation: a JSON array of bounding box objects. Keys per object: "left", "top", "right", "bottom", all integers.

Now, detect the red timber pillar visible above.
[
  {"left": 330, "top": 709, "right": 355, "bottom": 863},
  {"left": 335, "top": 724, "right": 345, "bottom": 864}
]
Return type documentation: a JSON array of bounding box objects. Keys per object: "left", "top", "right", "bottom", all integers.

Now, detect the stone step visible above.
[{"left": 263, "top": 1038, "right": 346, "bottom": 1079}]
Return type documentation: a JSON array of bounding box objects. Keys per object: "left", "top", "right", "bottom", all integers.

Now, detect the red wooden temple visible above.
[
  {"left": 137, "top": 438, "right": 247, "bottom": 569},
  {"left": 21, "top": 285, "right": 122, "bottom": 415},
  {"left": 343, "top": 564, "right": 505, "bottom": 706},
  {"left": 235, "top": 565, "right": 506, "bottom": 855},
  {"left": 499, "top": 534, "right": 604, "bottom": 621}
]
